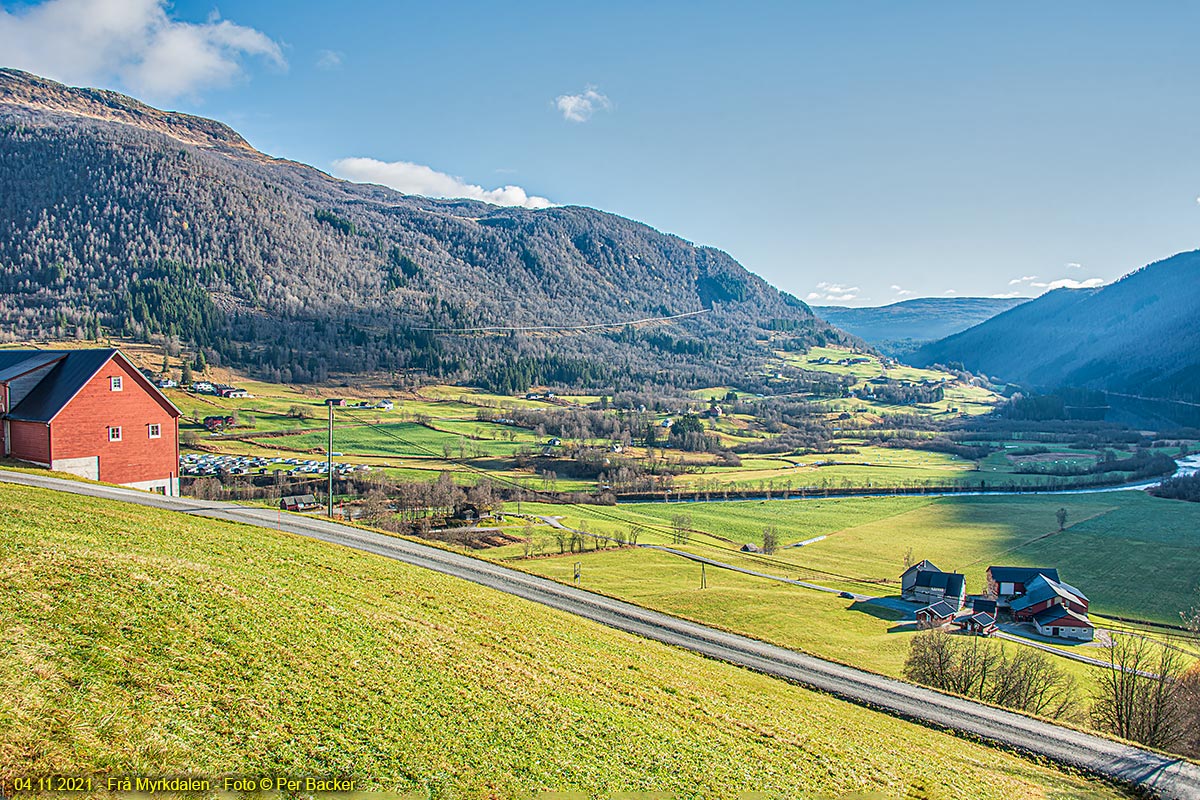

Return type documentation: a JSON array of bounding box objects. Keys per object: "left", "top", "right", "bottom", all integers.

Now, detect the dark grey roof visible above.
[
  {"left": 971, "top": 598, "right": 998, "bottom": 615},
  {"left": 0, "top": 351, "right": 66, "bottom": 383},
  {"left": 1011, "top": 574, "right": 1089, "bottom": 612},
  {"left": 899, "top": 559, "right": 940, "bottom": 579},
  {"left": 918, "top": 600, "right": 960, "bottom": 619},
  {"left": 988, "top": 566, "right": 1060, "bottom": 585},
  {"left": 1, "top": 349, "right": 116, "bottom": 422},
  {"left": 915, "top": 570, "right": 965, "bottom": 596},
  {"left": 1, "top": 349, "right": 178, "bottom": 422}
]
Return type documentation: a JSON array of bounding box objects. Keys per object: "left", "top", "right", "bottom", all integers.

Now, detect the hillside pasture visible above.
[{"left": 0, "top": 484, "right": 1123, "bottom": 800}]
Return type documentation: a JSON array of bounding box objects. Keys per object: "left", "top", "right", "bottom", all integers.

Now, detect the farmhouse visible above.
[
  {"left": 0, "top": 349, "right": 180, "bottom": 494},
  {"left": 913, "top": 570, "right": 966, "bottom": 609},
  {"left": 1010, "top": 574, "right": 1089, "bottom": 622},
  {"left": 915, "top": 601, "right": 959, "bottom": 629},
  {"left": 985, "top": 565, "right": 1061, "bottom": 607},
  {"left": 900, "top": 560, "right": 964, "bottom": 608},
  {"left": 1031, "top": 606, "right": 1095, "bottom": 641}
]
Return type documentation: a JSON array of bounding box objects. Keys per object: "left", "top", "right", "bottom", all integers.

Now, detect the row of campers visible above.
[{"left": 901, "top": 560, "right": 1093, "bottom": 641}]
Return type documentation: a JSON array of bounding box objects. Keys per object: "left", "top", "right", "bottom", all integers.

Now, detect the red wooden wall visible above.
[{"left": 50, "top": 356, "right": 178, "bottom": 486}]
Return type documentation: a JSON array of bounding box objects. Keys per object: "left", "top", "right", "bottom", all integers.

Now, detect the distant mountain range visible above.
[
  {"left": 0, "top": 69, "right": 851, "bottom": 392},
  {"left": 814, "top": 297, "right": 1027, "bottom": 355},
  {"left": 911, "top": 250, "right": 1200, "bottom": 403}
]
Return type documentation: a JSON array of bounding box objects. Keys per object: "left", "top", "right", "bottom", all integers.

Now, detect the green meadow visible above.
[
  {"left": 0, "top": 484, "right": 1125, "bottom": 800},
  {"left": 519, "top": 491, "right": 1200, "bottom": 626}
]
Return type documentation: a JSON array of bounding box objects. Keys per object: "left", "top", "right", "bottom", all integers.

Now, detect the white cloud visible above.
[
  {"left": 0, "top": 0, "right": 285, "bottom": 100},
  {"left": 1066, "top": 262, "right": 1083, "bottom": 270},
  {"left": 990, "top": 291, "right": 1027, "bottom": 299},
  {"left": 1009, "top": 275, "right": 1038, "bottom": 285},
  {"left": 316, "top": 49, "right": 343, "bottom": 70},
  {"left": 331, "top": 157, "right": 554, "bottom": 209},
  {"left": 807, "top": 282, "right": 860, "bottom": 302},
  {"left": 890, "top": 284, "right": 915, "bottom": 297},
  {"left": 943, "top": 289, "right": 958, "bottom": 295},
  {"left": 555, "top": 86, "right": 611, "bottom": 122},
  {"left": 1031, "top": 277, "right": 1105, "bottom": 290}
]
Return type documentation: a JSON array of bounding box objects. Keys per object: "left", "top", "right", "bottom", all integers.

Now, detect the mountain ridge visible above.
[
  {"left": 910, "top": 250, "right": 1200, "bottom": 403},
  {"left": 814, "top": 296, "right": 1028, "bottom": 354},
  {"left": 0, "top": 69, "right": 851, "bottom": 391}
]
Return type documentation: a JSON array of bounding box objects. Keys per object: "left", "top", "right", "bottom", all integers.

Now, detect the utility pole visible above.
[
  {"left": 327, "top": 399, "right": 334, "bottom": 518},
  {"left": 701, "top": 563, "right": 706, "bottom": 589}
]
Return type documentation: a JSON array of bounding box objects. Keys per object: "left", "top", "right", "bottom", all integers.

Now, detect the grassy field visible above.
[
  {"left": 510, "top": 542, "right": 1115, "bottom": 696},
  {"left": 0, "top": 485, "right": 1127, "bottom": 800},
  {"left": 517, "top": 491, "right": 1200, "bottom": 626}
]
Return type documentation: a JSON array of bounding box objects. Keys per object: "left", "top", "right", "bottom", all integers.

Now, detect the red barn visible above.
[{"left": 0, "top": 349, "right": 181, "bottom": 494}]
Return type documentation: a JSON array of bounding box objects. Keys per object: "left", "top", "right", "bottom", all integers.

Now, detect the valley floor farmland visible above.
[
  {"left": 516, "top": 491, "right": 1200, "bottom": 627},
  {"left": 0, "top": 482, "right": 1127, "bottom": 800}
]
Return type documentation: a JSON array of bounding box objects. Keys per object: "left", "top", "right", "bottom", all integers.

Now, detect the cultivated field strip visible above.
[{"left": 2, "top": 469, "right": 1198, "bottom": 799}]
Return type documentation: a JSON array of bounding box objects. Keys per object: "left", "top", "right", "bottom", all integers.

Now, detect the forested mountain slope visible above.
[
  {"left": 0, "top": 69, "right": 850, "bottom": 391},
  {"left": 815, "top": 297, "right": 1027, "bottom": 354},
  {"left": 911, "top": 250, "right": 1200, "bottom": 402}
]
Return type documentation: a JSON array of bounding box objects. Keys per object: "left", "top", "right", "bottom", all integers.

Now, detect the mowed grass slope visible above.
[{"left": 0, "top": 486, "right": 1123, "bottom": 799}]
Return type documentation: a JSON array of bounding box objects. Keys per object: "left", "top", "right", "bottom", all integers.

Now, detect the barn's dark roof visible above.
[
  {"left": 0, "top": 349, "right": 178, "bottom": 422},
  {"left": 971, "top": 598, "right": 998, "bottom": 615},
  {"left": 915, "top": 570, "right": 965, "bottom": 597},
  {"left": 1011, "top": 574, "right": 1088, "bottom": 612},
  {"left": 0, "top": 351, "right": 66, "bottom": 383},
  {"left": 988, "top": 566, "right": 1060, "bottom": 585},
  {"left": 899, "top": 559, "right": 940, "bottom": 579}
]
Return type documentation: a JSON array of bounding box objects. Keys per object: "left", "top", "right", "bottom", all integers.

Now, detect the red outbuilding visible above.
[{"left": 0, "top": 349, "right": 181, "bottom": 494}]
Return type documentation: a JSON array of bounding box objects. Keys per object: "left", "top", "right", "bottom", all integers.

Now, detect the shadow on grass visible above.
[{"left": 849, "top": 599, "right": 905, "bottom": 622}]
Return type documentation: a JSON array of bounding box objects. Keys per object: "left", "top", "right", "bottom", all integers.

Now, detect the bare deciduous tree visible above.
[
  {"left": 1091, "top": 635, "right": 1188, "bottom": 750},
  {"left": 762, "top": 526, "right": 780, "bottom": 555},
  {"left": 671, "top": 513, "right": 692, "bottom": 545},
  {"left": 904, "top": 631, "right": 1077, "bottom": 719}
]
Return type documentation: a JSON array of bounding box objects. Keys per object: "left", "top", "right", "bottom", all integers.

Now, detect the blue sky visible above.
[{"left": 3, "top": 1, "right": 1199, "bottom": 306}]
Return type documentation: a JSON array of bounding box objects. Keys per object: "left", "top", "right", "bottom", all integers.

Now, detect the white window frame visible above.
[
  {"left": 148, "top": 423, "right": 162, "bottom": 439},
  {"left": 110, "top": 376, "right": 123, "bottom": 391},
  {"left": 108, "top": 426, "right": 122, "bottom": 442}
]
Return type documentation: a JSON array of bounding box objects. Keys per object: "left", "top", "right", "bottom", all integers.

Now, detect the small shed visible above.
[
  {"left": 740, "top": 543, "right": 762, "bottom": 553},
  {"left": 915, "top": 601, "right": 960, "bottom": 630},
  {"left": 281, "top": 494, "right": 320, "bottom": 512},
  {"left": 956, "top": 612, "right": 998, "bottom": 637}
]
